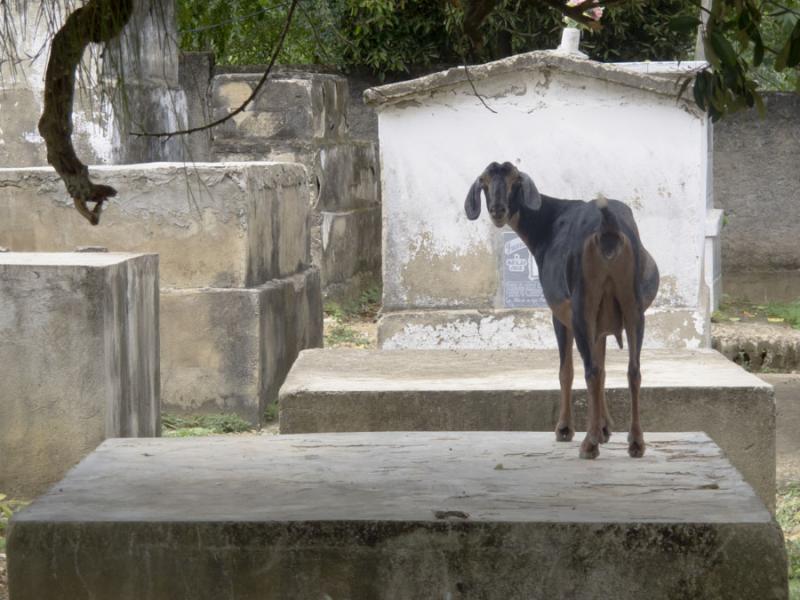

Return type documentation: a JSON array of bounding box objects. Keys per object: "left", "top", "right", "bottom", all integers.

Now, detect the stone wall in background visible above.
[
  {"left": 0, "top": 163, "right": 322, "bottom": 425},
  {"left": 714, "top": 92, "right": 800, "bottom": 303}
]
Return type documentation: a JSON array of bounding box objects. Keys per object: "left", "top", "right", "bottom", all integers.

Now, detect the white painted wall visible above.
[{"left": 376, "top": 56, "right": 713, "bottom": 349}]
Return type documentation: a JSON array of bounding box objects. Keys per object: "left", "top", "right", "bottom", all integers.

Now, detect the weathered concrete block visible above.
[
  {"left": 179, "top": 51, "right": 215, "bottom": 162},
  {"left": 161, "top": 268, "right": 322, "bottom": 424},
  {"left": 315, "top": 206, "right": 382, "bottom": 291},
  {"left": 0, "top": 162, "right": 310, "bottom": 288},
  {"left": 7, "top": 432, "right": 787, "bottom": 599},
  {"left": 0, "top": 252, "right": 159, "bottom": 498},
  {"left": 379, "top": 307, "right": 710, "bottom": 350},
  {"left": 213, "top": 140, "right": 382, "bottom": 299},
  {"left": 211, "top": 72, "right": 348, "bottom": 144},
  {"left": 280, "top": 348, "right": 776, "bottom": 509},
  {"left": 315, "top": 141, "right": 380, "bottom": 212}
]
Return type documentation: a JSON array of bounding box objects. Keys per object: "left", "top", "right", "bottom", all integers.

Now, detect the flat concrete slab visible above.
[
  {"left": 280, "top": 348, "right": 776, "bottom": 509},
  {"left": 8, "top": 432, "right": 787, "bottom": 599}
]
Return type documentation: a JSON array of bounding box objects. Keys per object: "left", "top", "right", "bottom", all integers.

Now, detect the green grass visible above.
[
  {"left": 0, "top": 494, "right": 29, "bottom": 552},
  {"left": 323, "top": 283, "right": 380, "bottom": 349},
  {"left": 324, "top": 323, "right": 371, "bottom": 348},
  {"left": 323, "top": 283, "right": 381, "bottom": 323},
  {"left": 161, "top": 413, "right": 253, "bottom": 437},
  {"left": 264, "top": 402, "right": 279, "bottom": 423},
  {"left": 778, "top": 484, "right": 800, "bottom": 597},
  {"left": 767, "top": 301, "right": 800, "bottom": 330},
  {"left": 713, "top": 298, "right": 800, "bottom": 330}
]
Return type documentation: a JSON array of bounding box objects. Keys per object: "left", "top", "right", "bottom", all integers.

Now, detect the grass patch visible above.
[
  {"left": 325, "top": 323, "right": 371, "bottom": 348},
  {"left": 0, "top": 494, "right": 29, "bottom": 553},
  {"left": 713, "top": 298, "right": 800, "bottom": 330},
  {"left": 264, "top": 402, "right": 278, "bottom": 423},
  {"left": 767, "top": 301, "right": 800, "bottom": 330},
  {"left": 161, "top": 413, "right": 253, "bottom": 437},
  {"left": 778, "top": 484, "right": 800, "bottom": 596},
  {"left": 323, "top": 283, "right": 380, "bottom": 349},
  {"left": 323, "top": 283, "right": 381, "bottom": 323}
]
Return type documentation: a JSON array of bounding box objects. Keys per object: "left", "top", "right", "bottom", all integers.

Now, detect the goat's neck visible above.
[{"left": 507, "top": 195, "right": 567, "bottom": 264}]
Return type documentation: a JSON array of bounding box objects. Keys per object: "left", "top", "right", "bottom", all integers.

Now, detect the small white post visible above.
[{"left": 557, "top": 27, "right": 588, "bottom": 58}]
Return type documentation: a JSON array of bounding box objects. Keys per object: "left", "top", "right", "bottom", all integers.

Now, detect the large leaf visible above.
[
  {"left": 787, "top": 21, "right": 800, "bottom": 69},
  {"left": 710, "top": 31, "right": 740, "bottom": 68},
  {"left": 668, "top": 14, "right": 700, "bottom": 32}
]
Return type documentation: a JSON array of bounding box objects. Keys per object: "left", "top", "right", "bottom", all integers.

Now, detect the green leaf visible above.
[
  {"left": 710, "top": 31, "right": 740, "bottom": 67},
  {"left": 776, "top": 39, "right": 791, "bottom": 71},
  {"left": 753, "top": 39, "right": 765, "bottom": 67},
  {"left": 668, "top": 15, "right": 701, "bottom": 33},
  {"left": 788, "top": 22, "right": 800, "bottom": 68},
  {"left": 694, "top": 71, "right": 709, "bottom": 111}
]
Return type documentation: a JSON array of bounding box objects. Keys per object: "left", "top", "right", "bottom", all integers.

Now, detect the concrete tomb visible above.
[
  {"left": 7, "top": 432, "right": 787, "bottom": 599},
  {"left": 366, "top": 51, "right": 722, "bottom": 350},
  {"left": 280, "top": 348, "right": 776, "bottom": 510},
  {"left": 211, "top": 69, "right": 381, "bottom": 299},
  {"left": 0, "top": 162, "right": 323, "bottom": 425},
  {"left": 0, "top": 252, "right": 160, "bottom": 498}
]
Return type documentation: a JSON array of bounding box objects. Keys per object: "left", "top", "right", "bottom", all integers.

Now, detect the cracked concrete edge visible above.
[{"left": 363, "top": 51, "right": 702, "bottom": 113}]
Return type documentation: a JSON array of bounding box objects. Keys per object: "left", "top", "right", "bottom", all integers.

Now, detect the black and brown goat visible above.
[{"left": 465, "top": 161, "right": 659, "bottom": 459}]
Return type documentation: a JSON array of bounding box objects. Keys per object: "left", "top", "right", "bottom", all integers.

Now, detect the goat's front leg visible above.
[{"left": 553, "top": 316, "right": 574, "bottom": 442}]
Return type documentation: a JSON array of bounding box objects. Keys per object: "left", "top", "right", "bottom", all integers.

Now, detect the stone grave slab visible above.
[
  {"left": 280, "top": 348, "right": 775, "bottom": 509},
  {"left": 7, "top": 432, "right": 787, "bottom": 599}
]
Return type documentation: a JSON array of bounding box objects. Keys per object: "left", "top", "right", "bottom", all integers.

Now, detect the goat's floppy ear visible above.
[
  {"left": 516, "top": 172, "right": 542, "bottom": 211},
  {"left": 464, "top": 178, "right": 483, "bottom": 220}
]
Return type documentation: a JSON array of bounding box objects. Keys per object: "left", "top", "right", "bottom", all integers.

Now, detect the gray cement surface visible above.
[
  {"left": 280, "top": 348, "right": 776, "bottom": 509},
  {"left": 7, "top": 432, "right": 787, "bottom": 599},
  {"left": 762, "top": 373, "right": 800, "bottom": 488}
]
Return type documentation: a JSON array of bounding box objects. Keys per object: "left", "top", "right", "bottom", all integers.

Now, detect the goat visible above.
[{"left": 465, "top": 161, "right": 659, "bottom": 459}]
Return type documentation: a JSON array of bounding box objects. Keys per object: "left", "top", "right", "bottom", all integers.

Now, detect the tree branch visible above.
[
  {"left": 38, "top": 0, "right": 134, "bottom": 226},
  {"left": 130, "top": 0, "right": 299, "bottom": 139}
]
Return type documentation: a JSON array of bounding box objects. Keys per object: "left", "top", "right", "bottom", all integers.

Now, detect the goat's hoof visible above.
[
  {"left": 555, "top": 424, "right": 574, "bottom": 442},
  {"left": 601, "top": 425, "right": 612, "bottom": 444},
  {"left": 579, "top": 440, "right": 599, "bottom": 459},
  {"left": 627, "top": 438, "right": 646, "bottom": 458}
]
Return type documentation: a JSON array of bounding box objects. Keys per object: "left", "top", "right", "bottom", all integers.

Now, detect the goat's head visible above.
[{"left": 464, "top": 161, "right": 541, "bottom": 227}]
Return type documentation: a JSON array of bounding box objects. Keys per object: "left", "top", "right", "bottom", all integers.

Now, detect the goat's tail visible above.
[{"left": 594, "top": 195, "right": 624, "bottom": 260}]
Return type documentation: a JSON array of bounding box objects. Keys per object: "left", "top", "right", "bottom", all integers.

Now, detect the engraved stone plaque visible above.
[{"left": 502, "top": 231, "right": 547, "bottom": 308}]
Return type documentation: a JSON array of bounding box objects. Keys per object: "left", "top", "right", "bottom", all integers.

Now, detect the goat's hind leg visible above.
[
  {"left": 625, "top": 312, "right": 646, "bottom": 458},
  {"left": 573, "top": 317, "right": 604, "bottom": 459},
  {"left": 596, "top": 335, "right": 613, "bottom": 444},
  {"left": 553, "top": 316, "right": 575, "bottom": 442}
]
